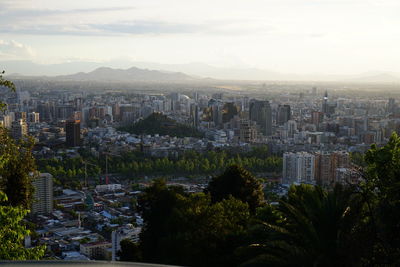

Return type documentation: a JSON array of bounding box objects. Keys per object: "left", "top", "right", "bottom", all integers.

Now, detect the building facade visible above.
[
  {"left": 66, "top": 119, "right": 81, "bottom": 147},
  {"left": 249, "top": 99, "right": 272, "bottom": 136},
  {"left": 283, "top": 152, "right": 315, "bottom": 184},
  {"left": 32, "top": 173, "right": 54, "bottom": 215}
]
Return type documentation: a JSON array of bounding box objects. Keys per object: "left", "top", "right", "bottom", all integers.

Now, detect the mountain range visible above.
[
  {"left": 1, "top": 60, "right": 400, "bottom": 83},
  {"left": 56, "top": 66, "right": 194, "bottom": 82}
]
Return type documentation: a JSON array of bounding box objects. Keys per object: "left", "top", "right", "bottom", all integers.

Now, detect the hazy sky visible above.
[{"left": 1, "top": 0, "right": 400, "bottom": 74}]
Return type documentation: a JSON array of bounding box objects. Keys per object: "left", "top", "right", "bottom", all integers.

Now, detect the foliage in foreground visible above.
[
  {"left": 0, "top": 73, "right": 45, "bottom": 260},
  {"left": 207, "top": 165, "right": 264, "bottom": 212},
  {"left": 0, "top": 192, "right": 46, "bottom": 260},
  {"left": 120, "top": 133, "right": 400, "bottom": 266},
  {"left": 0, "top": 127, "right": 37, "bottom": 208},
  {"left": 240, "top": 184, "right": 373, "bottom": 267},
  {"left": 137, "top": 179, "right": 250, "bottom": 267}
]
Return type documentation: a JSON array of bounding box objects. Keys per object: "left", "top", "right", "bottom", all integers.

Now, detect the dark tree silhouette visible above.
[{"left": 207, "top": 165, "right": 264, "bottom": 212}]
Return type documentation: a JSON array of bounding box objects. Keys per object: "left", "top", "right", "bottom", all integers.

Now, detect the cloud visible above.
[
  {"left": 89, "top": 21, "right": 206, "bottom": 35},
  {"left": 0, "top": 40, "right": 36, "bottom": 60},
  {"left": 0, "top": 19, "right": 273, "bottom": 37},
  {"left": 0, "top": 21, "right": 203, "bottom": 36},
  {"left": 0, "top": 6, "right": 135, "bottom": 19}
]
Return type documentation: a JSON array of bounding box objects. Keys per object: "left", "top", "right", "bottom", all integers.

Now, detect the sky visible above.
[{"left": 0, "top": 0, "right": 400, "bottom": 75}]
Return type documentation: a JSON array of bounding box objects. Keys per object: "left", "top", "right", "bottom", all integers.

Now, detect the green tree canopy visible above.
[
  {"left": 136, "top": 178, "right": 251, "bottom": 266},
  {"left": 206, "top": 165, "right": 265, "bottom": 212},
  {"left": 363, "top": 132, "right": 400, "bottom": 264},
  {"left": 137, "top": 179, "right": 186, "bottom": 262},
  {"left": 0, "top": 127, "right": 36, "bottom": 208}
]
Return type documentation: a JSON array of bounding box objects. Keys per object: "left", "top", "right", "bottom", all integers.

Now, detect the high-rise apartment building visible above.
[
  {"left": 27, "top": 112, "right": 40, "bottom": 123},
  {"left": 66, "top": 119, "right": 81, "bottom": 147},
  {"left": 0, "top": 114, "right": 13, "bottom": 129},
  {"left": 11, "top": 119, "right": 28, "bottom": 140},
  {"left": 283, "top": 152, "right": 315, "bottom": 184},
  {"left": 32, "top": 173, "right": 53, "bottom": 215},
  {"left": 314, "top": 151, "right": 350, "bottom": 186}
]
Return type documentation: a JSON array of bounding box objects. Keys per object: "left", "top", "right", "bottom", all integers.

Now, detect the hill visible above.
[{"left": 118, "top": 113, "right": 203, "bottom": 138}]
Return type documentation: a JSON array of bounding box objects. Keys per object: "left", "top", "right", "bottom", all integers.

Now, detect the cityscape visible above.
[
  {"left": 1, "top": 0, "right": 400, "bottom": 266},
  {"left": 1, "top": 72, "right": 399, "bottom": 264}
]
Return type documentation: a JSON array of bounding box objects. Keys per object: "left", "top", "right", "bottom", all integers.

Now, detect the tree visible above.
[
  {"left": 0, "top": 73, "right": 36, "bottom": 208},
  {"left": 137, "top": 179, "right": 186, "bottom": 263},
  {"left": 118, "top": 239, "right": 142, "bottom": 261},
  {"left": 0, "top": 191, "right": 46, "bottom": 260},
  {"left": 363, "top": 132, "right": 400, "bottom": 264},
  {"left": 206, "top": 165, "right": 264, "bottom": 212},
  {"left": 137, "top": 179, "right": 251, "bottom": 267},
  {"left": 241, "top": 184, "right": 372, "bottom": 267},
  {"left": 0, "top": 70, "right": 16, "bottom": 111},
  {"left": 118, "top": 112, "right": 204, "bottom": 138},
  {"left": 0, "top": 72, "right": 45, "bottom": 260},
  {"left": 0, "top": 128, "right": 36, "bottom": 208},
  {"left": 160, "top": 193, "right": 250, "bottom": 267}
]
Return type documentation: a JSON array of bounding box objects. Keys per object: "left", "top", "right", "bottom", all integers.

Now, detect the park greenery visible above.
[
  {"left": 118, "top": 112, "right": 204, "bottom": 138},
  {"left": 37, "top": 147, "right": 282, "bottom": 188},
  {"left": 119, "top": 134, "right": 400, "bottom": 266}
]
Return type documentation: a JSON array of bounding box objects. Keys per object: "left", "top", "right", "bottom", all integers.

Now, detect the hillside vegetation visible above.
[{"left": 118, "top": 113, "right": 204, "bottom": 138}]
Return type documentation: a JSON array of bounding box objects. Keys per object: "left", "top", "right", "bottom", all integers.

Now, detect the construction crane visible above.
[
  {"left": 81, "top": 160, "right": 97, "bottom": 188},
  {"left": 101, "top": 152, "right": 121, "bottom": 185}
]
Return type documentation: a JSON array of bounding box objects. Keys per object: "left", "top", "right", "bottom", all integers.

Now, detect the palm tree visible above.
[{"left": 241, "top": 184, "right": 373, "bottom": 267}]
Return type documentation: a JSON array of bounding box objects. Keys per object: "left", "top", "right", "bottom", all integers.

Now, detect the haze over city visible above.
[
  {"left": 2, "top": 0, "right": 400, "bottom": 266},
  {"left": 1, "top": 0, "right": 400, "bottom": 80}
]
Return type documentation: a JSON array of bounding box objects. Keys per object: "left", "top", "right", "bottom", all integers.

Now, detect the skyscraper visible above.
[
  {"left": 322, "top": 90, "right": 329, "bottom": 114},
  {"left": 277, "top": 104, "right": 291, "bottom": 125},
  {"left": 388, "top": 98, "right": 396, "bottom": 114},
  {"left": 190, "top": 103, "right": 199, "bottom": 128},
  {"left": 66, "top": 119, "right": 81, "bottom": 147},
  {"left": 249, "top": 100, "right": 272, "bottom": 136},
  {"left": 32, "top": 173, "right": 53, "bottom": 215}
]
